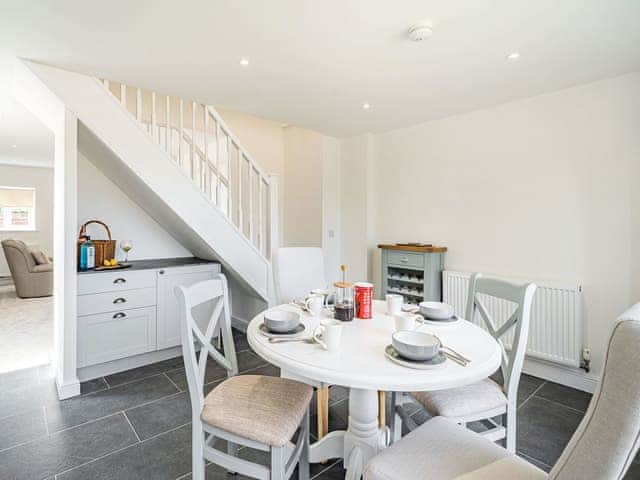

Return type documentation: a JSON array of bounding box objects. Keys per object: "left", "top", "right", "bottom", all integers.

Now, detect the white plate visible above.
[
  {"left": 384, "top": 345, "right": 447, "bottom": 370},
  {"left": 259, "top": 322, "right": 306, "bottom": 338}
]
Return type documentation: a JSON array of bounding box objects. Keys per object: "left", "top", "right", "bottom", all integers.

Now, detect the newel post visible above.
[{"left": 267, "top": 174, "right": 280, "bottom": 306}]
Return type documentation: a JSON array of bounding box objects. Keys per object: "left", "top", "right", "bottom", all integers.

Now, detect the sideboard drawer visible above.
[
  {"left": 77, "top": 287, "right": 157, "bottom": 316},
  {"left": 78, "top": 306, "right": 157, "bottom": 368},
  {"left": 78, "top": 270, "right": 157, "bottom": 295},
  {"left": 387, "top": 251, "right": 424, "bottom": 268}
]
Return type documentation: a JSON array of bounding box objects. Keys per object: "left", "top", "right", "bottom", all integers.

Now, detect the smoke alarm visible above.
[{"left": 408, "top": 22, "right": 433, "bottom": 41}]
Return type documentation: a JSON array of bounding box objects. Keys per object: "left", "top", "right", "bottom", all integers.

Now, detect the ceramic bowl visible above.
[
  {"left": 419, "top": 301, "right": 454, "bottom": 320},
  {"left": 263, "top": 310, "right": 301, "bottom": 333},
  {"left": 392, "top": 331, "right": 441, "bottom": 361}
]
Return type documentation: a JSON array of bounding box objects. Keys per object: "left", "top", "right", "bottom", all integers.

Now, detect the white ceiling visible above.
[{"left": 0, "top": 0, "right": 638, "bottom": 141}]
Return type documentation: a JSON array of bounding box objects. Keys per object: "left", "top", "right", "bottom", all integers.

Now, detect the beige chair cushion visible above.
[
  {"left": 201, "top": 374, "right": 313, "bottom": 447},
  {"left": 412, "top": 379, "right": 507, "bottom": 418},
  {"left": 364, "top": 417, "right": 546, "bottom": 480}
]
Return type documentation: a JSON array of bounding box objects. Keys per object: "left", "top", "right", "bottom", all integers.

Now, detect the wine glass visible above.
[{"left": 121, "top": 240, "right": 133, "bottom": 263}]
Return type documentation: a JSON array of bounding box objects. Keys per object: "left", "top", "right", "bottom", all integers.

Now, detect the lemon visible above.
[{"left": 103, "top": 260, "right": 110, "bottom": 267}]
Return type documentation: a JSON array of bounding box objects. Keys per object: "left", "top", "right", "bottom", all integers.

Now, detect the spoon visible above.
[{"left": 268, "top": 337, "right": 316, "bottom": 344}]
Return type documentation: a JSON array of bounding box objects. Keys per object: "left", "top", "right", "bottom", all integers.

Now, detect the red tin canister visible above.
[{"left": 354, "top": 282, "right": 373, "bottom": 319}]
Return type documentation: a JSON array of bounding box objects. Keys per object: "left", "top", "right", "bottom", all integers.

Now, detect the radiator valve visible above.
[{"left": 580, "top": 347, "right": 591, "bottom": 373}]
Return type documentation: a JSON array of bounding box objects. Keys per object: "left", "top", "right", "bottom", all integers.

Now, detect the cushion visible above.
[
  {"left": 31, "top": 250, "right": 50, "bottom": 265},
  {"left": 412, "top": 379, "right": 507, "bottom": 418},
  {"left": 364, "top": 417, "right": 546, "bottom": 480},
  {"left": 201, "top": 374, "right": 313, "bottom": 447}
]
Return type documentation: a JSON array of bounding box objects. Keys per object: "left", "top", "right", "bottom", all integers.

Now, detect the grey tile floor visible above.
[{"left": 0, "top": 328, "right": 637, "bottom": 480}]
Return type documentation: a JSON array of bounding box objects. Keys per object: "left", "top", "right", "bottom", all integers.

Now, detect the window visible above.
[{"left": 0, "top": 187, "right": 36, "bottom": 231}]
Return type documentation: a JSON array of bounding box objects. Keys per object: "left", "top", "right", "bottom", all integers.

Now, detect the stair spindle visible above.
[
  {"left": 166, "top": 96, "right": 171, "bottom": 154},
  {"left": 179, "top": 99, "right": 184, "bottom": 168},
  {"left": 151, "top": 92, "right": 157, "bottom": 141}
]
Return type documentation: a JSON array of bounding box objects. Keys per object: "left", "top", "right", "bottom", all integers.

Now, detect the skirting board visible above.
[
  {"left": 77, "top": 346, "right": 183, "bottom": 383},
  {"left": 523, "top": 357, "right": 598, "bottom": 393},
  {"left": 232, "top": 315, "right": 249, "bottom": 333},
  {"left": 56, "top": 378, "right": 80, "bottom": 400}
]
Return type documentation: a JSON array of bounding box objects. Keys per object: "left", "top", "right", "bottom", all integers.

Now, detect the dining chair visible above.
[
  {"left": 273, "top": 246, "right": 334, "bottom": 440},
  {"left": 176, "top": 274, "right": 313, "bottom": 480},
  {"left": 392, "top": 273, "right": 536, "bottom": 453},
  {"left": 366, "top": 305, "right": 640, "bottom": 480}
]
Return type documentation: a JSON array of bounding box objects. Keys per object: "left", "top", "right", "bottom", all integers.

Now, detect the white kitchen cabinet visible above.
[
  {"left": 78, "top": 306, "right": 157, "bottom": 368},
  {"left": 77, "top": 259, "right": 221, "bottom": 371},
  {"left": 156, "top": 264, "right": 220, "bottom": 349}
]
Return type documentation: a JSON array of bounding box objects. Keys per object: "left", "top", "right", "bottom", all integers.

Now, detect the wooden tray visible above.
[{"left": 93, "top": 263, "right": 132, "bottom": 271}]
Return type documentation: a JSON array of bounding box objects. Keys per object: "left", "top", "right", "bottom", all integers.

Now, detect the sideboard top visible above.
[
  {"left": 377, "top": 244, "right": 448, "bottom": 253},
  {"left": 77, "top": 257, "right": 218, "bottom": 274}
]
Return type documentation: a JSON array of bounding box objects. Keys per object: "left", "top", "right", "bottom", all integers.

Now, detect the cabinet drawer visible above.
[
  {"left": 78, "top": 287, "right": 157, "bottom": 316},
  {"left": 78, "top": 270, "right": 156, "bottom": 295},
  {"left": 387, "top": 251, "right": 424, "bottom": 268},
  {"left": 78, "top": 306, "right": 157, "bottom": 368}
]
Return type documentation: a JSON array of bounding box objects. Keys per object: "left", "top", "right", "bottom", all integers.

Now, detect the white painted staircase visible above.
[{"left": 17, "top": 61, "right": 276, "bottom": 303}]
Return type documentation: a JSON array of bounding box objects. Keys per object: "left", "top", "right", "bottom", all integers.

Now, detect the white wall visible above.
[
  {"left": 77, "top": 153, "right": 191, "bottom": 261},
  {"left": 0, "top": 164, "right": 54, "bottom": 276},
  {"left": 283, "top": 126, "right": 324, "bottom": 247},
  {"left": 339, "top": 72, "right": 640, "bottom": 379},
  {"left": 322, "top": 136, "right": 341, "bottom": 284},
  {"left": 339, "top": 134, "right": 375, "bottom": 284}
]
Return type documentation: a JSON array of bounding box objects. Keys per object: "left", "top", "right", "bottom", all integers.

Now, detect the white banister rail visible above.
[{"left": 98, "top": 78, "right": 275, "bottom": 260}]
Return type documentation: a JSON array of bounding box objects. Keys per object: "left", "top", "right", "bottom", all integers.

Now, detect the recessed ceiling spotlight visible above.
[
  {"left": 408, "top": 22, "right": 433, "bottom": 42},
  {"left": 11, "top": 144, "right": 17, "bottom": 149},
  {"left": 362, "top": 103, "right": 371, "bottom": 110},
  {"left": 239, "top": 58, "right": 250, "bottom": 67},
  {"left": 506, "top": 52, "right": 520, "bottom": 61}
]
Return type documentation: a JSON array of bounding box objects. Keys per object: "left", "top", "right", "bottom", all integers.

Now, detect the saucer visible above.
[
  {"left": 259, "top": 322, "right": 306, "bottom": 338},
  {"left": 384, "top": 345, "right": 447, "bottom": 369},
  {"left": 418, "top": 314, "right": 461, "bottom": 326}
]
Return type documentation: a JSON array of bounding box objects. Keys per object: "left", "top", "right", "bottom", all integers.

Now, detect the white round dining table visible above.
[{"left": 248, "top": 300, "right": 501, "bottom": 480}]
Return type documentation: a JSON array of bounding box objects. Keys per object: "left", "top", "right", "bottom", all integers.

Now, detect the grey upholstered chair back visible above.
[
  {"left": 1, "top": 239, "right": 52, "bottom": 298},
  {"left": 2, "top": 239, "right": 36, "bottom": 273},
  {"left": 549, "top": 304, "right": 640, "bottom": 480}
]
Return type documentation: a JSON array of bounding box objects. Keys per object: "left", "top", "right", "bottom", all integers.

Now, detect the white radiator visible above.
[{"left": 443, "top": 271, "right": 583, "bottom": 368}]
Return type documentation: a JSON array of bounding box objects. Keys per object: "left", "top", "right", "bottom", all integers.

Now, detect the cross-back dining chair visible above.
[
  {"left": 366, "top": 305, "right": 640, "bottom": 480},
  {"left": 273, "top": 246, "right": 334, "bottom": 440},
  {"left": 393, "top": 273, "right": 536, "bottom": 453},
  {"left": 176, "top": 274, "right": 313, "bottom": 480}
]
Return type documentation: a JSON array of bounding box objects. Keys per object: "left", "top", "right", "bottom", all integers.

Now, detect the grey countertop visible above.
[{"left": 77, "top": 257, "right": 218, "bottom": 274}]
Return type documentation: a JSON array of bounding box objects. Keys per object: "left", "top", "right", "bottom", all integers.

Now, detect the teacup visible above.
[
  {"left": 393, "top": 312, "right": 419, "bottom": 332},
  {"left": 305, "top": 294, "right": 324, "bottom": 316},
  {"left": 313, "top": 319, "right": 343, "bottom": 352},
  {"left": 310, "top": 288, "right": 332, "bottom": 308}
]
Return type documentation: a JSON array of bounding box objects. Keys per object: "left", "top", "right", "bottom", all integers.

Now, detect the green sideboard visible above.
[{"left": 378, "top": 244, "right": 447, "bottom": 305}]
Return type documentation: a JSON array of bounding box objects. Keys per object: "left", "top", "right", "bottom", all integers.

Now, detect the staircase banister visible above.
[{"left": 205, "top": 105, "right": 270, "bottom": 183}]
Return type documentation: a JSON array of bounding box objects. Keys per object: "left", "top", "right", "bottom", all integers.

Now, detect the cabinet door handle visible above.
[
  {"left": 113, "top": 312, "right": 126, "bottom": 319},
  {"left": 158, "top": 270, "right": 165, "bottom": 275},
  {"left": 113, "top": 278, "right": 126, "bottom": 284},
  {"left": 113, "top": 297, "right": 127, "bottom": 304},
  {"left": 400, "top": 256, "right": 409, "bottom": 263}
]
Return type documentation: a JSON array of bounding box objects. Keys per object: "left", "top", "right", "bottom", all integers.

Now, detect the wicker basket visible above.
[{"left": 77, "top": 220, "right": 116, "bottom": 268}]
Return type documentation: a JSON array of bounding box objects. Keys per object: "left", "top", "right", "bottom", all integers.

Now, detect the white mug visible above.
[
  {"left": 313, "top": 320, "right": 343, "bottom": 351},
  {"left": 386, "top": 294, "right": 403, "bottom": 315},
  {"left": 310, "top": 288, "right": 331, "bottom": 308},
  {"left": 305, "top": 294, "right": 324, "bottom": 316},
  {"left": 394, "top": 312, "right": 418, "bottom": 332}
]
